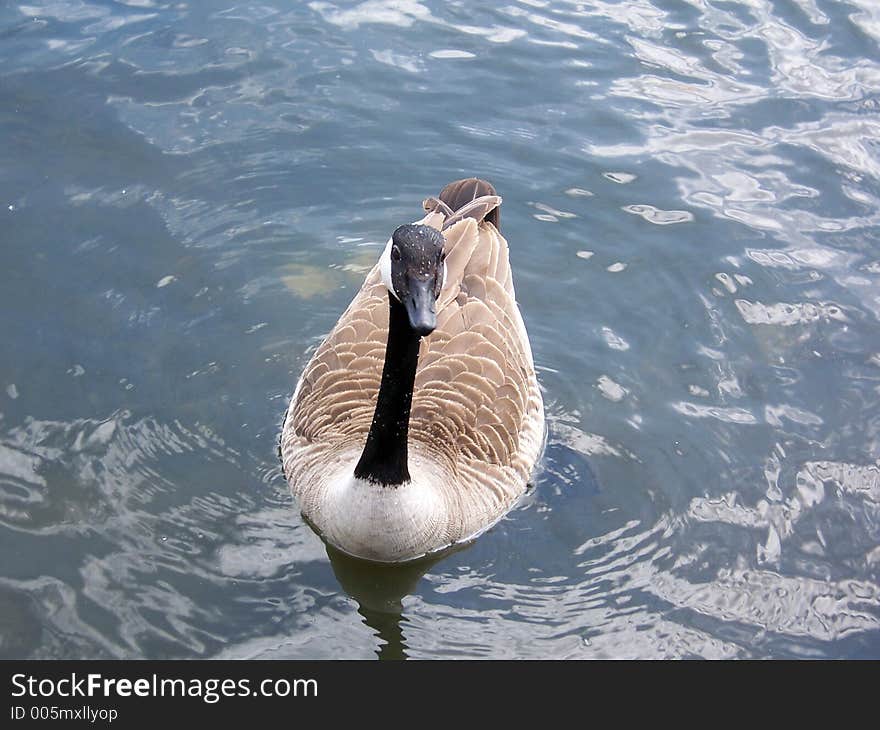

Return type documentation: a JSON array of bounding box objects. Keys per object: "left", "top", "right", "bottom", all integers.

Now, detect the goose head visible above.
[{"left": 379, "top": 223, "right": 446, "bottom": 337}]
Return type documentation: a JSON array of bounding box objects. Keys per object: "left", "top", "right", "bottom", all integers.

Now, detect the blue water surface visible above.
[{"left": 1, "top": 0, "right": 879, "bottom": 659}]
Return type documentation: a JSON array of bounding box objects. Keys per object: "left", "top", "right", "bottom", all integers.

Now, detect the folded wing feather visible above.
[{"left": 282, "top": 192, "right": 540, "bottom": 510}]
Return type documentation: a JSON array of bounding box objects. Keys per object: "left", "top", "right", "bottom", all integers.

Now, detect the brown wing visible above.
[
  {"left": 286, "top": 271, "right": 386, "bottom": 445},
  {"left": 409, "top": 210, "right": 540, "bottom": 488},
  {"left": 282, "top": 192, "right": 542, "bottom": 515}
]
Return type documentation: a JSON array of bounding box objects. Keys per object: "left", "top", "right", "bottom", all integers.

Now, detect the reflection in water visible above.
[
  {"left": 1, "top": 0, "right": 879, "bottom": 658},
  {"left": 326, "top": 547, "right": 442, "bottom": 661}
]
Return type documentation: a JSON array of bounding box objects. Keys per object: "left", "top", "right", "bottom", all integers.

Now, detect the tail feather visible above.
[{"left": 423, "top": 177, "right": 501, "bottom": 231}]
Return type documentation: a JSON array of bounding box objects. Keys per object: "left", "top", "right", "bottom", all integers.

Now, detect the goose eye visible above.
[{"left": 391, "top": 246, "right": 401, "bottom": 262}]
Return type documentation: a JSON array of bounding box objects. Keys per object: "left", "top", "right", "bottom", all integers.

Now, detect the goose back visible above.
[{"left": 280, "top": 184, "right": 544, "bottom": 559}]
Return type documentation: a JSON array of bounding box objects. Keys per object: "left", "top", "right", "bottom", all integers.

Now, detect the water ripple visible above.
[{"left": 1, "top": 0, "right": 879, "bottom": 658}]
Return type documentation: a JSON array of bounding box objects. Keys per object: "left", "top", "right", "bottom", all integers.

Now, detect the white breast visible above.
[{"left": 303, "top": 450, "right": 454, "bottom": 563}]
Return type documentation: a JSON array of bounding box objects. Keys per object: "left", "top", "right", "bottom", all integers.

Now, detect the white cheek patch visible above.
[
  {"left": 441, "top": 259, "right": 447, "bottom": 291},
  {"left": 378, "top": 238, "right": 399, "bottom": 300}
]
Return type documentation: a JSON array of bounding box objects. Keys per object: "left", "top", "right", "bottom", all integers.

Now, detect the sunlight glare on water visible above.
[{"left": 0, "top": 0, "right": 878, "bottom": 659}]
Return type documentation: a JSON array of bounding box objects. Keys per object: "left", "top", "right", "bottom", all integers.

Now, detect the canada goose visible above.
[{"left": 280, "top": 178, "right": 544, "bottom": 563}]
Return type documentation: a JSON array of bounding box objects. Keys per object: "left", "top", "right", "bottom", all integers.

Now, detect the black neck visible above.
[{"left": 354, "top": 295, "right": 422, "bottom": 485}]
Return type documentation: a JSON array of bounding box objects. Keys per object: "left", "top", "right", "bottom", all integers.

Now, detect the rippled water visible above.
[{"left": 1, "top": 0, "right": 879, "bottom": 659}]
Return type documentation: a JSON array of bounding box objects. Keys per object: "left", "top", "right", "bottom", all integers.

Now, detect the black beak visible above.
[{"left": 403, "top": 277, "right": 437, "bottom": 337}]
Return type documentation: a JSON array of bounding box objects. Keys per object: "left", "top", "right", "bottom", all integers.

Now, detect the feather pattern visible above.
[{"left": 280, "top": 180, "right": 544, "bottom": 563}]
